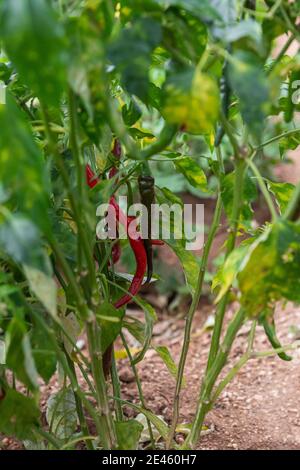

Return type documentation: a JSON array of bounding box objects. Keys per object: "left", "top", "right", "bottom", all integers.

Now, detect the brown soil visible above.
[{"left": 120, "top": 303, "right": 300, "bottom": 450}]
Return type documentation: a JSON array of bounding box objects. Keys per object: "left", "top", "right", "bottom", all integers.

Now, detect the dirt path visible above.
[{"left": 119, "top": 303, "right": 300, "bottom": 450}]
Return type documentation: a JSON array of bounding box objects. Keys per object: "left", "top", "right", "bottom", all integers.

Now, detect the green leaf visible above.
[
  {"left": 0, "top": 0, "right": 68, "bottom": 105},
  {"left": 155, "top": 345, "right": 184, "bottom": 384},
  {"left": 61, "top": 312, "right": 81, "bottom": 357},
  {"left": 157, "top": 187, "right": 183, "bottom": 207},
  {"left": 154, "top": 0, "right": 221, "bottom": 21},
  {"left": 132, "top": 297, "right": 157, "bottom": 364},
  {"left": 238, "top": 221, "right": 300, "bottom": 316},
  {"left": 122, "top": 98, "right": 142, "bottom": 126},
  {"left": 221, "top": 170, "right": 257, "bottom": 230},
  {"left": 46, "top": 387, "right": 77, "bottom": 441},
  {"left": 6, "top": 315, "right": 39, "bottom": 391},
  {"left": 108, "top": 17, "right": 162, "bottom": 103},
  {"left": 174, "top": 157, "right": 208, "bottom": 191},
  {"left": 162, "top": 67, "right": 220, "bottom": 134},
  {"left": 267, "top": 180, "right": 295, "bottom": 215},
  {"left": 165, "top": 241, "right": 200, "bottom": 294},
  {"left": 163, "top": 8, "right": 207, "bottom": 63},
  {"left": 229, "top": 51, "right": 270, "bottom": 139},
  {"left": 155, "top": 188, "right": 200, "bottom": 293},
  {"left": 120, "top": 401, "right": 170, "bottom": 440},
  {"left": 0, "top": 388, "right": 40, "bottom": 440},
  {"left": 0, "top": 94, "right": 50, "bottom": 233},
  {"left": 97, "top": 301, "right": 124, "bottom": 353},
  {"left": 212, "top": 244, "right": 249, "bottom": 303},
  {"left": 30, "top": 319, "right": 57, "bottom": 383},
  {"left": 115, "top": 419, "right": 143, "bottom": 450},
  {"left": 23, "top": 265, "right": 57, "bottom": 320},
  {"left": 0, "top": 215, "right": 51, "bottom": 274},
  {"left": 278, "top": 131, "right": 300, "bottom": 157}
]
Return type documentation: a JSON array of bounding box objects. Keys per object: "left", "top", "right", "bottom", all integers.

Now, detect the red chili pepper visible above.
[
  {"left": 86, "top": 163, "right": 99, "bottom": 189},
  {"left": 109, "top": 139, "right": 122, "bottom": 179},
  {"left": 85, "top": 164, "right": 163, "bottom": 310}
]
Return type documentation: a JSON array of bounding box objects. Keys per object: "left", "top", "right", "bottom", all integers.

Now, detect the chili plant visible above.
[{"left": 0, "top": 0, "right": 300, "bottom": 451}]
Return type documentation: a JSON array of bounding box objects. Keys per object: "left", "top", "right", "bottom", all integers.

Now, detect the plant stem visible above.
[
  {"left": 255, "top": 128, "right": 300, "bottom": 150},
  {"left": 86, "top": 321, "right": 116, "bottom": 449},
  {"left": 247, "top": 158, "right": 278, "bottom": 221},
  {"left": 28, "top": 306, "right": 105, "bottom": 446},
  {"left": 41, "top": 102, "right": 97, "bottom": 291},
  {"left": 183, "top": 307, "right": 246, "bottom": 449},
  {"left": 120, "top": 332, "right": 155, "bottom": 449},
  {"left": 268, "top": 34, "right": 296, "bottom": 74},
  {"left": 283, "top": 180, "right": 300, "bottom": 220},
  {"left": 166, "top": 190, "right": 223, "bottom": 449},
  {"left": 211, "top": 320, "right": 256, "bottom": 404},
  {"left": 219, "top": 112, "right": 240, "bottom": 159},
  {"left": 139, "top": 124, "right": 178, "bottom": 160},
  {"left": 206, "top": 158, "right": 246, "bottom": 372},
  {"left": 111, "top": 348, "right": 124, "bottom": 422},
  {"left": 65, "top": 353, "right": 94, "bottom": 450}
]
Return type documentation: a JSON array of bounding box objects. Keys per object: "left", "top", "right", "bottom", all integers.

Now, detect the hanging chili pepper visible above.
[
  {"left": 261, "top": 316, "right": 292, "bottom": 361},
  {"left": 138, "top": 175, "right": 155, "bottom": 283},
  {"left": 109, "top": 138, "right": 122, "bottom": 179},
  {"left": 86, "top": 163, "right": 99, "bottom": 189}
]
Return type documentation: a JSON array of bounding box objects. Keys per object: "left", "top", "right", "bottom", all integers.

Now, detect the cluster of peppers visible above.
[{"left": 85, "top": 140, "right": 163, "bottom": 311}]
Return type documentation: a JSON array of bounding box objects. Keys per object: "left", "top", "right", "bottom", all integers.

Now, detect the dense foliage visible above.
[{"left": 0, "top": 0, "right": 300, "bottom": 450}]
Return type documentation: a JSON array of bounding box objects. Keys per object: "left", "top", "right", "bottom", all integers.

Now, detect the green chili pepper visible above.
[
  {"left": 138, "top": 174, "right": 155, "bottom": 283},
  {"left": 262, "top": 317, "right": 292, "bottom": 361}
]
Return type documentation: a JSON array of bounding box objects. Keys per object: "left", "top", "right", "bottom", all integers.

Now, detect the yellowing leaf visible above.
[{"left": 162, "top": 68, "right": 219, "bottom": 134}]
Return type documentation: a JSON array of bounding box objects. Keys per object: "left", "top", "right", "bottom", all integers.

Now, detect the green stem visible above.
[
  {"left": 211, "top": 320, "right": 256, "bottom": 404},
  {"left": 35, "top": 428, "right": 61, "bottom": 450},
  {"left": 219, "top": 111, "right": 240, "bottom": 159},
  {"left": 166, "top": 191, "right": 223, "bottom": 449},
  {"left": 49, "top": 236, "right": 91, "bottom": 321},
  {"left": 86, "top": 321, "right": 116, "bottom": 449},
  {"left": 247, "top": 158, "right": 278, "bottom": 221},
  {"left": 206, "top": 158, "right": 247, "bottom": 372},
  {"left": 68, "top": 88, "right": 86, "bottom": 271},
  {"left": 111, "top": 348, "right": 124, "bottom": 422},
  {"left": 120, "top": 332, "right": 155, "bottom": 449},
  {"left": 255, "top": 128, "right": 300, "bottom": 151},
  {"left": 65, "top": 354, "right": 94, "bottom": 450},
  {"left": 283, "top": 180, "right": 300, "bottom": 220},
  {"left": 41, "top": 103, "right": 97, "bottom": 291},
  {"left": 28, "top": 306, "right": 105, "bottom": 446},
  {"left": 184, "top": 307, "right": 246, "bottom": 449},
  {"left": 268, "top": 34, "right": 296, "bottom": 74},
  {"left": 139, "top": 124, "right": 178, "bottom": 160}
]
